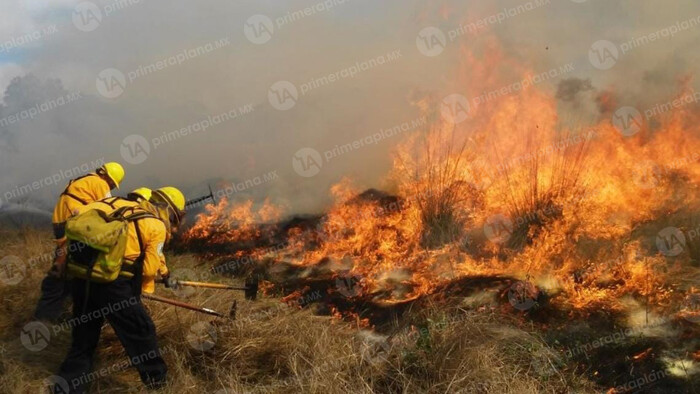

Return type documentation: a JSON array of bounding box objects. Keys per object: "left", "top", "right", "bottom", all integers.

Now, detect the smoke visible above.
[
  {"left": 1, "top": 0, "right": 699, "bottom": 214},
  {"left": 555, "top": 78, "right": 598, "bottom": 128},
  {"left": 556, "top": 78, "right": 594, "bottom": 103}
]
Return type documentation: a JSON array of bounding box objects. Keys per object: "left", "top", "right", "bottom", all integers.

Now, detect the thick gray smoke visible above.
[{"left": 1, "top": 0, "right": 699, "bottom": 219}]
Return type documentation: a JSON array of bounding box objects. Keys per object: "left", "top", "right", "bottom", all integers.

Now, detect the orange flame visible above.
[{"left": 184, "top": 33, "right": 700, "bottom": 319}]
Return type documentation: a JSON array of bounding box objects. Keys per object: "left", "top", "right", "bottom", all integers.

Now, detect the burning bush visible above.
[{"left": 392, "top": 121, "right": 483, "bottom": 249}]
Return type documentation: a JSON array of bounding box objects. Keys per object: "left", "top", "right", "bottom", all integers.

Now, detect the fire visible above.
[
  {"left": 632, "top": 347, "right": 653, "bottom": 362},
  {"left": 281, "top": 287, "right": 310, "bottom": 308},
  {"left": 184, "top": 34, "right": 700, "bottom": 319},
  {"left": 184, "top": 197, "right": 282, "bottom": 247},
  {"left": 289, "top": 178, "right": 428, "bottom": 298}
]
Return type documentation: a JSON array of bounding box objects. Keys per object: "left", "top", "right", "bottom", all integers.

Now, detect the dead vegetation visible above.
[{"left": 0, "top": 228, "right": 595, "bottom": 393}]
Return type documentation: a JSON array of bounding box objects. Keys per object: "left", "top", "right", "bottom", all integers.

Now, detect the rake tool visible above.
[
  {"left": 142, "top": 293, "right": 233, "bottom": 319},
  {"left": 185, "top": 185, "right": 216, "bottom": 209},
  {"left": 156, "top": 276, "right": 259, "bottom": 300}
]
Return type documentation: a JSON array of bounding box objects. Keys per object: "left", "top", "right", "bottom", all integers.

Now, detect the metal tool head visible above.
[
  {"left": 185, "top": 184, "right": 217, "bottom": 209},
  {"left": 244, "top": 276, "right": 259, "bottom": 301}
]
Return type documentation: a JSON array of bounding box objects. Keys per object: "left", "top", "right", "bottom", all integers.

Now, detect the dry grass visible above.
[
  {"left": 394, "top": 124, "right": 483, "bottom": 250},
  {"left": 0, "top": 228, "right": 594, "bottom": 393},
  {"left": 496, "top": 131, "right": 589, "bottom": 251}
]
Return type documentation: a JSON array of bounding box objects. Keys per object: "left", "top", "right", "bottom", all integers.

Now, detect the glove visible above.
[
  {"left": 163, "top": 276, "right": 178, "bottom": 289},
  {"left": 50, "top": 240, "right": 68, "bottom": 278}
]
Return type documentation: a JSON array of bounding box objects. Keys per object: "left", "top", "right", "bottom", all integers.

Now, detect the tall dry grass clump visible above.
[
  {"left": 494, "top": 130, "right": 590, "bottom": 250},
  {"left": 392, "top": 119, "right": 484, "bottom": 250}
]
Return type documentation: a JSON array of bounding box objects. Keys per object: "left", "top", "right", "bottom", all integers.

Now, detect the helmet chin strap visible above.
[
  {"left": 153, "top": 200, "right": 181, "bottom": 228},
  {"left": 96, "top": 167, "right": 118, "bottom": 189},
  {"left": 167, "top": 204, "right": 182, "bottom": 227}
]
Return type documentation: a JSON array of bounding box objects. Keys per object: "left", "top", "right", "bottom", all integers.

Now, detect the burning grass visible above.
[
  {"left": 0, "top": 228, "right": 596, "bottom": 393},
  {"left": 173, "top": 39, "right": 700, "bottom": 392},
  {"left": 4, "top": 30, "right": 700, "bottom": 393}
]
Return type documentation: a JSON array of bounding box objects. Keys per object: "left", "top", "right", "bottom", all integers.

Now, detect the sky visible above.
[{"left": 1, "top": 0, "right": 699, "bottom": 214}]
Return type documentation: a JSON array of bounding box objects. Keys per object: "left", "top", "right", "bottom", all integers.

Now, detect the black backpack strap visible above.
[
  {"left": 113, "top": 206, "right": 155, "bottom": 294},
  {"left": 66, "top": 173, "right": 95, "bottom": 187},
  {"left": 131, "top": 217, "right": 148, "bottom": 296},
  {"left": 134, "top": 219, "right": 146, "bottom": 263},
  {"left": 123, "top": 205, "right": 157, "bottom": 222},
  {"left": 97, "top": 197, "right": 120, "bottom": 210},
  {"left": 63, "top": 191, "right": 89, "bottom": 205},
  {"left": 108, "top": 206, "right": 138, "bottom": 221},
  {"left": 114, "top": 206, "right": 155, "bottom": 281},
  {"left": 61, "top": 174, "right": 99, "bottom": 206}
]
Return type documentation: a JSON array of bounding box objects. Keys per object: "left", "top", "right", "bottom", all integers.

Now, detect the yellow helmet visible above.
[
  {"left": 155, "top": 187, "right": 185, "bottom": 211},
  {"left": 152, "top": 186, "right": 186, "bottom": 224},
  {"left": 101, "top": 162, "right": 125, "bottom": 189},
  {"left": 128, "top": 187, "right": 152, "bottom": 202}
]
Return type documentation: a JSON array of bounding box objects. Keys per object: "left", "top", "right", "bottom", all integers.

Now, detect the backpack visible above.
[{"left": 65, "top": 206, "right": 156, "bottom": 283}]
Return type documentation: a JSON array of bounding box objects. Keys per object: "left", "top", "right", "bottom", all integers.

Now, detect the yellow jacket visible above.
[
  {"left": 76, "top": 197, "right": 169, "bottom": 293},
  {"left": 52, "top": 174, "right": 111, "bottom": 225}
]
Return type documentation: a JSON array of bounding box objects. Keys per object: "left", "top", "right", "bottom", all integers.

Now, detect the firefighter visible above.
[
  {"left": 81, "top": 187, "right": 173, "bottom": 291},
  {"left": 34, "top": 162, "right": 125, "bottom": 321},
  {"left": 98, "top": 186, "right": 178, "bottom": 282},
  {"left": 52, "top": 186, "right": 186, "bottom": 393},
  {"left": 149, "top": 186, "right": 187, "bottom": 241},
  {"left": 126, "top": 187, "right": 152, "bottom": 203},
  {"left": 95, "top": 187, "right": 155, "bottom": 215}
]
